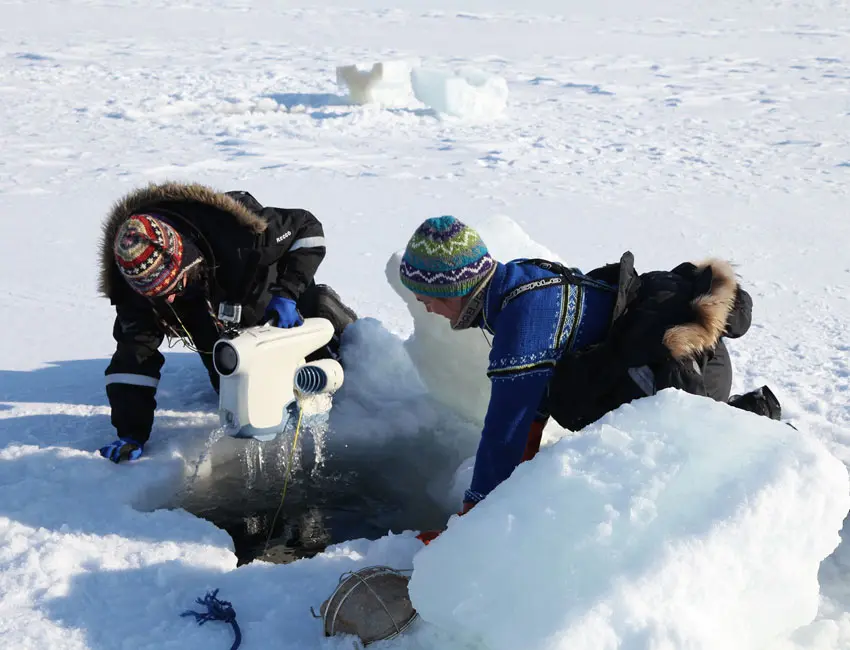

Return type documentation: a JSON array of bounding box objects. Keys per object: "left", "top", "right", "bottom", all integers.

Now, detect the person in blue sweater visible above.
[
  {"left": 399, "top": 216, "right": 618, "bottom": 513},
  {"left": 398, "top": 215, "right": 765, "bottom": 525}
]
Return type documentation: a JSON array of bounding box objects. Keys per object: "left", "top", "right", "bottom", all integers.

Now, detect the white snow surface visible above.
[
  {"left": 2, "top": 0, "right": 850, "bottom": 649},
  {"left": 410, "top": 390, "right": 849, "bottom": 650}
]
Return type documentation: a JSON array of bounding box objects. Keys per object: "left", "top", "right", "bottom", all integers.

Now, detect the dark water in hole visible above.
[{"left": 175, "top": 424, "right": 452, "bottom": 565}]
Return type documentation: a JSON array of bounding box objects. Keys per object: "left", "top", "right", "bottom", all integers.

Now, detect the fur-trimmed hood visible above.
[
  {"left": 98, "top": 182, "right": 268, "bottom": 299},
  {"left": 662, "top": 258, "right": 740, "bottom": 360}
]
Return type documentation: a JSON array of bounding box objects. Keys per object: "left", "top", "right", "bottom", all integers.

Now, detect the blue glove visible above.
[
  {"left": 99, "top": 438, "right": 144, "bottom": 463},
  {"left": 265, "top": 296, "right": 303, "bottom": 328}
]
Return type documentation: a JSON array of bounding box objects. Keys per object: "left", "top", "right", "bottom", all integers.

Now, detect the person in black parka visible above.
[{"left": 96, "top": 181, "right": 357, "bottom": 463}]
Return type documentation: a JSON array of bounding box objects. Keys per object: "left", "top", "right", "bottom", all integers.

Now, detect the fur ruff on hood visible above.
[
  {"left": 663, "top": 258, "right": 739, "bottom": 360},
  {"left": 98, "top": 182, "right": 267, "bottom": 299}
]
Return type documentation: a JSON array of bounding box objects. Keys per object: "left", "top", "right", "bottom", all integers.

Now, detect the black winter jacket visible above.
[
  {"left": 98, "top": 182, "right": 326, "bottom": 444},
  {"left": 547, "top": 252, "right": 752, "bottom": 431}
]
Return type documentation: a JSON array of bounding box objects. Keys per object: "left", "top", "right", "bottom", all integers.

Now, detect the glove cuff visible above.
[
  {"left": 463, "top": 489, "right": 485, "bottom": 504},
  {"left": 268, "top": 287, "right": 297, "bottom": 302}
]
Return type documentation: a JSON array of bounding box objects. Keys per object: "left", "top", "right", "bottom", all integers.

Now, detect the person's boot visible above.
[{"left": 728, "top": 385, "right": 782, "bottom": 420}]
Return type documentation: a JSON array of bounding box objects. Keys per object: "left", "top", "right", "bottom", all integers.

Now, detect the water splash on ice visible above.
[{"left": 185, "top": 425, "right": 227, "bottom": 486}]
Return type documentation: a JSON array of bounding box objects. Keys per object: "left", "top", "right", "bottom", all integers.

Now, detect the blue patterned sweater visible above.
[{"left": 464, "top": 260, "right": 616, "bottom": 504}]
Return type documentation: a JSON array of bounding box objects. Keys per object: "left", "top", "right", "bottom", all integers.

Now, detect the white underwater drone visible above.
[{"left": 212, "top": 318, "right": 344, "bottom": 442}]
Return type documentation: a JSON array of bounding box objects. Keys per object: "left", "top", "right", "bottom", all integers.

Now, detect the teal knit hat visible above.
[{"left": 399, "top": 216, "right": 496, "bottom": 298}]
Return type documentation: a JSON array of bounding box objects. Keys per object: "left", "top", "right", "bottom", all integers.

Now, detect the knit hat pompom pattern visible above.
[
  {"left": 399, "top": 215, "right": 495, "bottom": 298},
  {"left": 114, "top": 214, "right": 190, "bottom": 298}
]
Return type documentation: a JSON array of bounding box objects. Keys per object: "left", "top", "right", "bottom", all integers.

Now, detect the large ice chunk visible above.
[
  {"left": 409, "top": 390, "right": 850, "bottom": 650},
  {"left": 336, "top": 58, "right": 419, "bottom": 106},
  {"left": 386, "top": 213, "right": 565, "bottom": 426},
  {"left": 411, "top": 66, "right": 509, "bottom": 119}
]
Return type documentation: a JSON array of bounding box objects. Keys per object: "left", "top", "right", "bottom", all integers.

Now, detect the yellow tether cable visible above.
[{"left": 263, "top": 405, "right": 305, "bottom": 556}]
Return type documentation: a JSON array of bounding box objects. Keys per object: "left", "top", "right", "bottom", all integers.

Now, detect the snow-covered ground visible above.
[{"left": 1, "top": 0, "right": 850, "bottom": 648}]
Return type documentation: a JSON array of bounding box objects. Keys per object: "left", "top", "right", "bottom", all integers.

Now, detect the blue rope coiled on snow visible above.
[{"left": 181, "top": 589, "right": 242, "bottom": 650}]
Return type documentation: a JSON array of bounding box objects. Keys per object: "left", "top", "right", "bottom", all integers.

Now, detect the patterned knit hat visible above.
[
  {"left": 399, "top": 216, "right": 496, "bottom": 298},
  {"left": 113, "top": 214, "right": 202, "bottom": 298}
]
